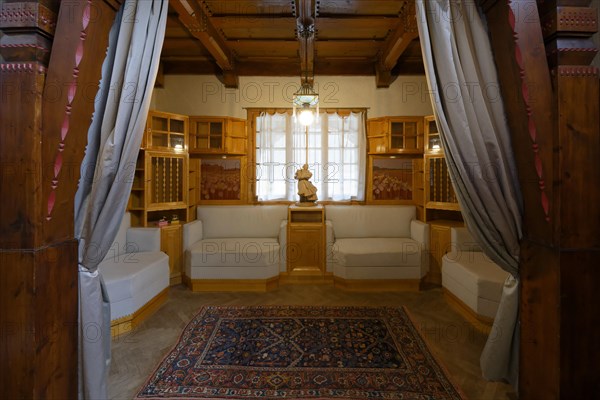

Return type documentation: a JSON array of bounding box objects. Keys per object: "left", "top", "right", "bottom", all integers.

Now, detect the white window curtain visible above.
[
  {"left": 416, "top": 0, "right": 523, "bottom": 389},
  {"left": 73, "top": 1, "right": 167, "bottom": 399},
  {"left": 256, "top": 111, "right": 366, "bottom": 201}
]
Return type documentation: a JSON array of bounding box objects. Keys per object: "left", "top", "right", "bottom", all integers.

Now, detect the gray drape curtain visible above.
[
  {"left": 74, "top": 1, "right": 168, "bottom": 398},
  {"left": 416, "top": 0, "right": 523, "bottom": 388}
]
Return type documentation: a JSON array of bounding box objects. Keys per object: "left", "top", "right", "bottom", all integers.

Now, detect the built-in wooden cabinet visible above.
[
  {"left": 143, "top": 110, "right": 188, "bottom": 151},
  {"left": 189, "top": 116, "right": 247, "bottom": 154},
  {"left": 427, "top": 220, "right": 464, "bottom": 285},
  {"left": 367, "top": 116, "right": 423, "bottom": 154},
  {"left": 286, "top": 205, "right": 325, "bottom": 278},
  {"left": 130, "top": 110, "right": 195, "bottom": 227},
  {"left": 424, "top": 115, "right": 441, "bottom": 153},
  {"left": 188, "top": 158, "right": 200, "bottom": 219},
  {"left": 413, "top": 158, "right": 425, "bottom": 221},
  {"left": 422, "top": 115, "right": 462, "bottom": 222},
  {"left": 160, "top": 224, "right": 183, "bottom": 285},
  {"left": 128, "top": 150, "right": 190, "bottom": 227}
]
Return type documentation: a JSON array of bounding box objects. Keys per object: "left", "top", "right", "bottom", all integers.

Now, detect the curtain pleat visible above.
[
  {"left": 74, "top": 1, "right": 168, "bottom": 398},
  {"left": 416, "top": 0, "right": 523, "bottom": 388}
]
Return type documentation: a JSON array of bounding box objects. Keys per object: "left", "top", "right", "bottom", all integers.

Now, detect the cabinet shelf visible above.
[
  {"left": 128, "top": 110, "right": 205, "bottom": 286},
  {"left": 189, "top": 116, "right": 247, "bottom": 155},
  {"left": 144, "top": 110, "right": 189, "bottom": 152},
  {"left": 367, "top": 116, "right": 423, "bottom": 154}
]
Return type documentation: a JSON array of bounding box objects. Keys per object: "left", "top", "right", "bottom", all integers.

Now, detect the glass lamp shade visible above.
[
  {"left": 298, "top": 109, "right": 314, "bottom": 126},
  {"left": 292, "top": 83, "right": 319, "bottom": 108},
  {"left": 292, "top": 82, "right": 319, "bottom": 126}
]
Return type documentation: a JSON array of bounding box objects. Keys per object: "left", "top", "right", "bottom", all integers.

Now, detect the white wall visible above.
[{"left": 152, "top": 75, "right": 433, "bottom": 118}]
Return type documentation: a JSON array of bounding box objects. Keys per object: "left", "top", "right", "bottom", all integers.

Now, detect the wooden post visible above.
[
  {"left": 0, "top": 1, "right": 121, "bottom": 398},
  {"left": 482, "top": 0, "right": 600, "bottom": 397}
]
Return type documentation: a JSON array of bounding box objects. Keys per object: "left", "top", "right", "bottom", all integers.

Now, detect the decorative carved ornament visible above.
[
  {"left": 46, "top": 1, "right": 92, "bottom": 221},
  {"left": 508, "top": 0, "right": 551, "bottom": 222},
  {"left": 0, "top": 2, "right": 56, "bottom": 36},
  {"left": 542, "top": 6, "right": 598, "bottom": 37}
]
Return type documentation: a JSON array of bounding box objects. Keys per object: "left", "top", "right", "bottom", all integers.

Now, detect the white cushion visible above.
[
  {"left": 325, "top": 205, "right": 415, "bottom": 238},
  {"left": 442, "top": 254, "right": 510, "bottom": 319},
  {"left": 189, "top": 238, "right": 280, "bottom": 268},
  {"left": 187, "top": 238, "right": 279, "bottom": 279},
  {"left": 332, "top": 238, "right": 422, "bottom": 267},
  {"left": 196, "top": 205, "right": 287, "bottom": 239},
  {"left": 99, "top": 251, "right": 169, "bottom": 320},
  {"left": 101, "top": 212, "right": 131, "bottom": 263},
  {"left": 450, "top": 226, "right": 484, "bottom": 253}
]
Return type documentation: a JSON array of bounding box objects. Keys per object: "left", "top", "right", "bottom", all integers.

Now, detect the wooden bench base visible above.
[
  {"left": 442, "top": 288, "right": 494, "bottom": 334},
  {"left": 110, "top": 288, "right": 169, "bottom": 337}
]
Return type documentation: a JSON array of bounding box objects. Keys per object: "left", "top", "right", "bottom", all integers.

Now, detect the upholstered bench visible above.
[
  {"left": 325, "top": 205, "right": 429, "bottom": 291},
  {"left": 98, "top": 212, "right": 170, "bottom": 337},
  {"left": 183, "top": 205, "right": 288, "bottom": 292},
  {"left": 441, "top": 227, "right": 510, "bottom": 326}
]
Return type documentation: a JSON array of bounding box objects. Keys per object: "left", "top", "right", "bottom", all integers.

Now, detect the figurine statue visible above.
[{"left": 294, "top": 163, "right": 318, "bottom": 205}]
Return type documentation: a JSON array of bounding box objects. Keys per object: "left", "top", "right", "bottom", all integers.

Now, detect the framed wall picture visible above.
[
  {"left": 367, "top": 156, "right": 415, "bottom": 204},
  {"left": 198, "top": 157, "right": 247, "bottom": 204}
]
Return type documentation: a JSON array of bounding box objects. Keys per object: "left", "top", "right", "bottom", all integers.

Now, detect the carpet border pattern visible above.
[{"left": 136, "top": 305, "right": 465, "bottom": 399}]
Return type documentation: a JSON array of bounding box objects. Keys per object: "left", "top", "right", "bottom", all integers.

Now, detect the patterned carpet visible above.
[{"left": 136, "top": 306, "right": 465, "bottom": 399}]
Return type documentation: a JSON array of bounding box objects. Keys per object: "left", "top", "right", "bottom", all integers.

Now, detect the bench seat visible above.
[
  {"left": 441, "top": 227, "right": 510, "bottom": 324},
  {"left": 98, "top": 212, "right": 170, "bottom": 336}
]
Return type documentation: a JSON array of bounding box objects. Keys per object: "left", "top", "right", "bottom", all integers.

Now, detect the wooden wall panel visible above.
[
  {"left": 483, "top": 0, "right": 556, "bottom": 245},
  {"left": 1, "top": 1, "right": 120, "bottom": 399},
  {"left": 559, "top": 250, "right": 600, "bottom": 398},
  {"left": 0, "top": 67, "right": 45, "bottom": 249},
  {"left": 0, "top": 250, "right": 35, "bottom": 399},
  {"left": 483, "top": 0, "right": 600, "bottom": 397},
  {"left": 555, "top": 70, "right": 600, "bottom": 248},
  {"left": 41, "top": 0, "right": 120, "bottom": 245},
  {"left": 0, "top": 243, "right": 78, "bottom": 399},
  {"left": 518, "top": 240, "right": 560, "bottom": 398}
]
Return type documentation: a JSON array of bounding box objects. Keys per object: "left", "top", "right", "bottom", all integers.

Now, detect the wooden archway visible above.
[{"left": 1, "top": 0, "right": 598, "bottom": 398}]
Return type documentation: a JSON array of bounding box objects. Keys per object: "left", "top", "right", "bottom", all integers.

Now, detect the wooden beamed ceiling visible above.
[{"left": 166, "top": 0, "right": 423, "bottom": 88}]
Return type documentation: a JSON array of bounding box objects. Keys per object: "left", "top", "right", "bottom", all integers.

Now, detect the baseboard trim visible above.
[
  {"left": 184, "top": 276, "right": 280, "bottom": 292},
  {"left": 442, "top": 288, "right": 494, "bottom": 333},
  {"left": 110, "top": 287, "right": 169, "bottom": 338},
  {"left": 333, "top": 277, "right": 421, "bottom": 291},
  {"left": 279, "top": 272, "right": 334, "bottom": 285}
]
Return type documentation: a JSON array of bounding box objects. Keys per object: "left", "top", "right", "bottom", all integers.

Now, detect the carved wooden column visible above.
[
  {"left": 482, "top": 0, "right": 600, "bottom": 398},
  {"left": 0, "top": 1, "right": 120, "bottom": 398}
]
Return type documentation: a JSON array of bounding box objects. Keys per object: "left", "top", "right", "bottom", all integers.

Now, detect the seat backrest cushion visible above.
[
  {"left": 325, "top": 205, "right": 415, "bottom": 238},
  {"left": 451, "top": 227, "right": 484, "bottom": 252},
  {"left": 101, "top": 212, "right": 131, "bottom": 263},
  {"left": 197, "top": 205, "right": 288, "bottom": 238}
]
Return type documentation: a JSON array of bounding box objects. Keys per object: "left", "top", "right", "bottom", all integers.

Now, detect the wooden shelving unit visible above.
[
  {"left": 128, "top": 110, "right": 195, "bottom": 285},
  {"left": 189, "top": 116, "right": 247, "bottom": 155},
  {"left": 143, "top": 110, "right": 188, "bottom": 151},
  {"left": 423, "top": 115, "right": 462, "bottom": 223},
  {"left": 367, "top": 116, "right": 423, "bottom": 154}
]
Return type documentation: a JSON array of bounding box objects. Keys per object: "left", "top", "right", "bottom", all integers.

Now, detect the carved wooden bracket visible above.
[
  {"left": 376, "top": 1, "right": 418, "bottom": 88},
  {"left": 172, "top": 0, "right": 238, "bottom": 88}
]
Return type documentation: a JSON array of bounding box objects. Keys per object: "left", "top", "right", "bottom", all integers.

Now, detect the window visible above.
[{"left": 256, "top": 111, "right": 366, "bottom": 201}]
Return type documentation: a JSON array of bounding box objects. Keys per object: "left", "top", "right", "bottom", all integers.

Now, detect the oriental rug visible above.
[{"left": 136, "top": 306, "right": 464, "bottom": 399}]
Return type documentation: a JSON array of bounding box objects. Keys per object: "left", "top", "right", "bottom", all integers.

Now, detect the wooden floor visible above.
[{"left": 109, "top": 284, "right": 517, "bottom": 399}]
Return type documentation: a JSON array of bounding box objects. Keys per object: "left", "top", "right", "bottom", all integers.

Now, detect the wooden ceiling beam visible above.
[
  {"left": 171, "top": 0, "right": 239, "bottom": 87},
  {"left": 296, "top": 0, "right": 315, "bottom": 84},
  {"left": 376, "top": 2, "right": 419, "bottom": 87}
]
